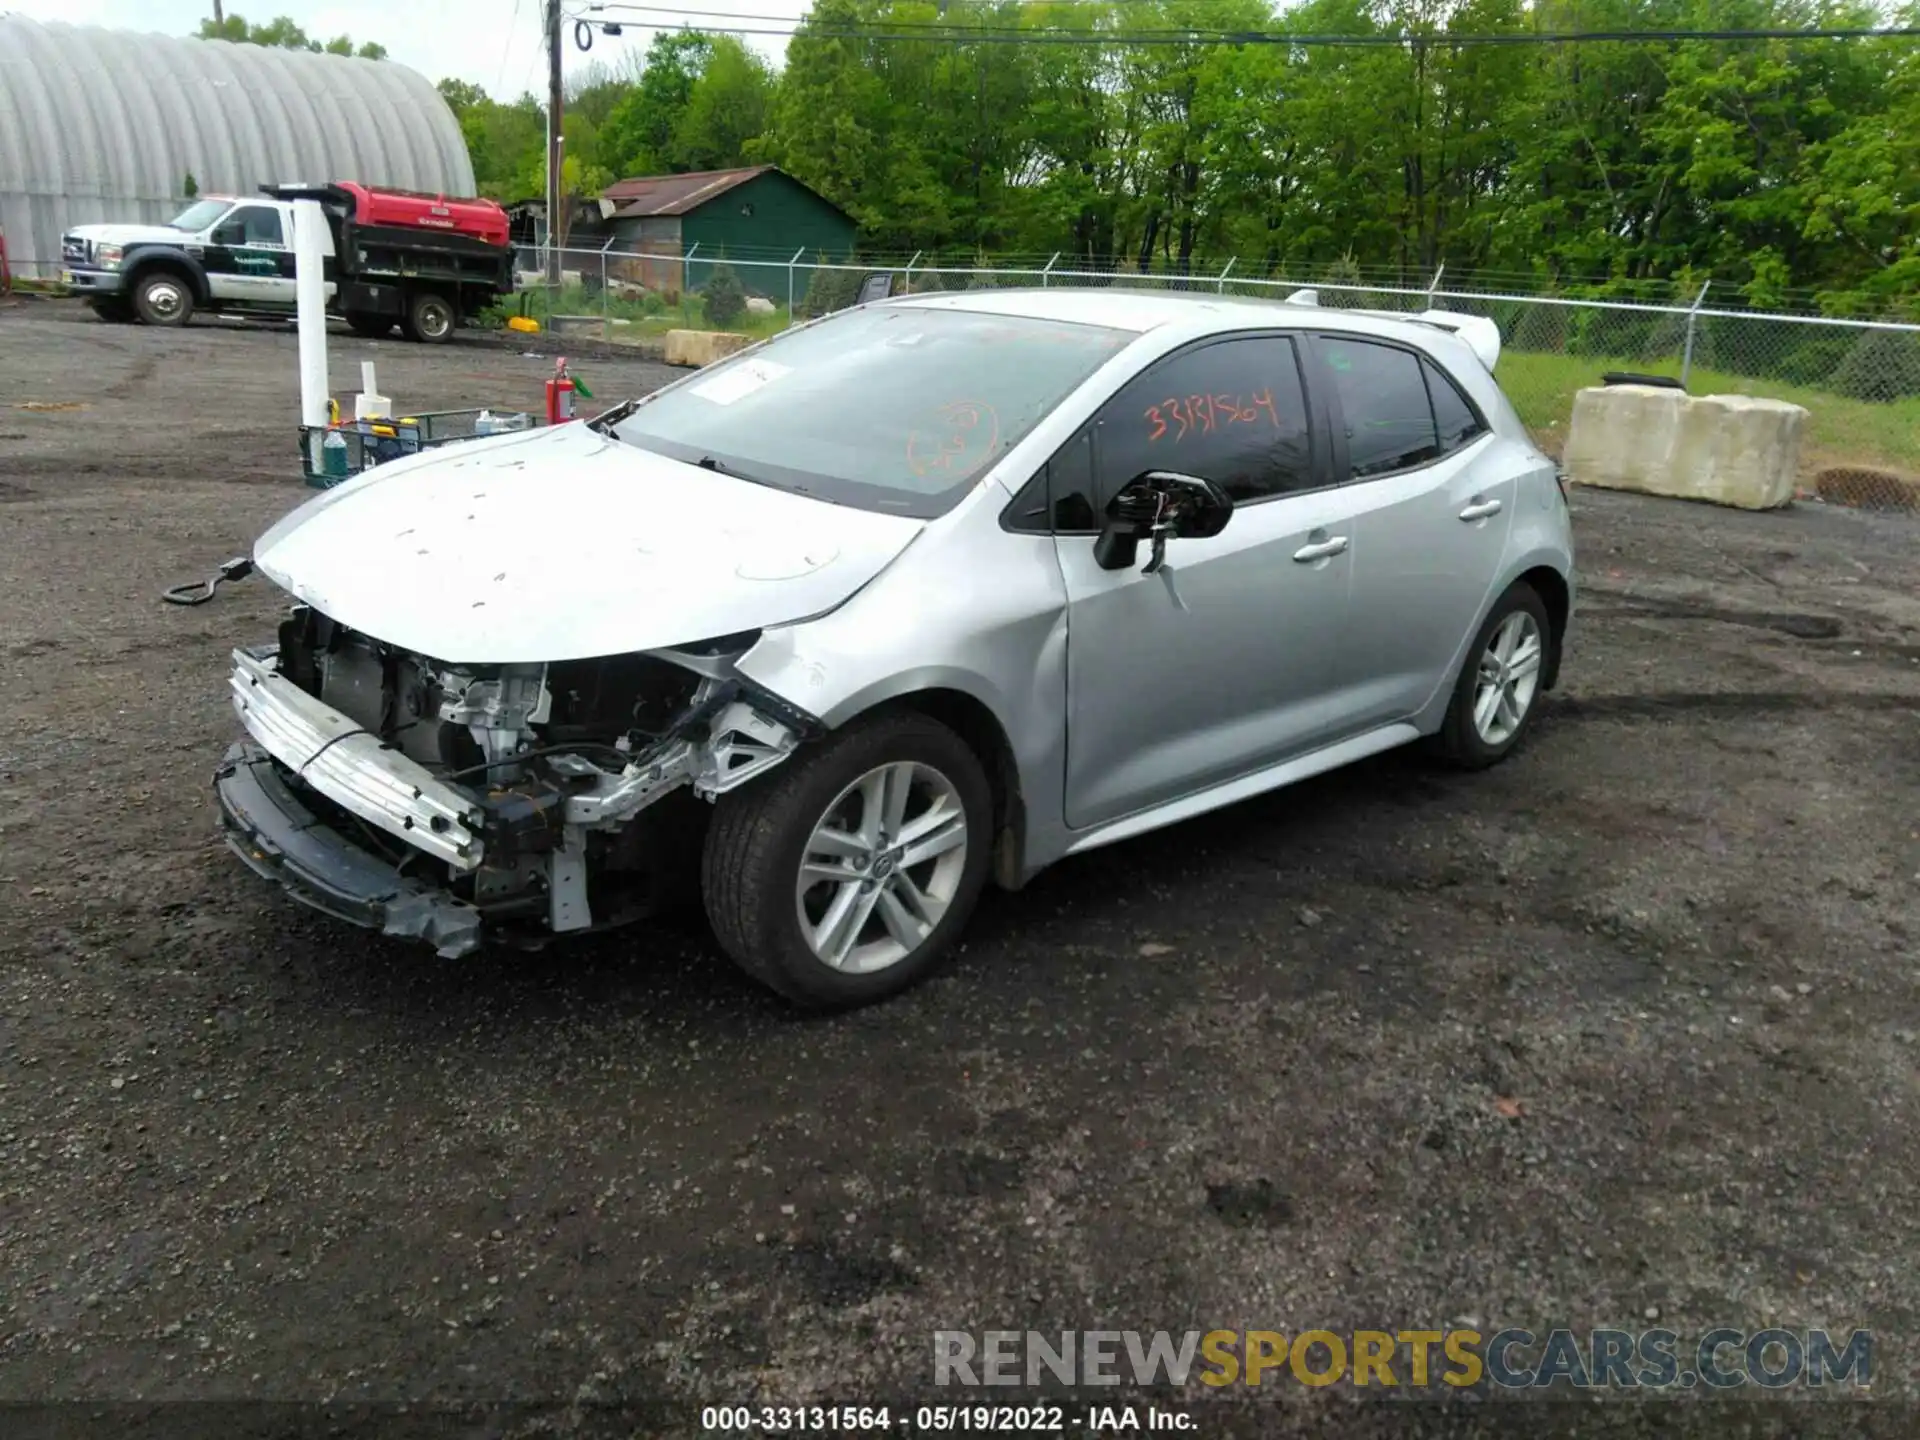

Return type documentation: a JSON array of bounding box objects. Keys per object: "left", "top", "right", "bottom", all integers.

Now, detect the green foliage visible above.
[
  {"left": 309, "top": 0, "right": 1920, "bottom": 320},
  {"left": 198, "top": 12, "right": 384, "bottom": 58},
  {"left": 704, "top": 263, "right": 748, "bottom": 327},
  {"left": 802, "top": 254, "right": 862, "bottom": 316},
  {"left": 1832, "top": 327, "right": 1920, "bottom": 401},
  {"left": 182, "top": 172, "right": 198, "bottom": 199}
]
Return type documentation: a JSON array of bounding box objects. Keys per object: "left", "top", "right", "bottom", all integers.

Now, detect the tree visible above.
[
  {"left": 672, "top": 38, "right": 775, "bottom": 172},
  {"left": 600, "top": 32, "right": 716, "bottom": 177},
  {"left": 703, "top": 263, "right": 748, "bottom": 326},
  {"left": 197, "top": 12, "right": 385, "bottom": 59}
]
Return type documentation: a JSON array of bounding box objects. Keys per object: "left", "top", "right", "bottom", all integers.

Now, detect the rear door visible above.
[
  {"left": 1049, "top": 332, "right": 1365, "bottom": 830},
  {"left": 1307, "top": 332, "right": 1518, "bottom": 726}
]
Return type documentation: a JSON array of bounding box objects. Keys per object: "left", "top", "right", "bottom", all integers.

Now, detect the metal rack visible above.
[{"left": 297, "top": 408, "right": 539, "bottom": 487}]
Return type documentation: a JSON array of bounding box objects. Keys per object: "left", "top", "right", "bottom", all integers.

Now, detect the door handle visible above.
[
  {"left": 1459, "top": 498, "right": 1503, "bottom": 521},
  {"left": 1292, "top": 536, "right": 1349, "bottom": 563}
]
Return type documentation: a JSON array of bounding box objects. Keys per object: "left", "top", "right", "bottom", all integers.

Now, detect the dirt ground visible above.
[{"left": 2, "top": 302, "right": 1918, "bottom": 1437}]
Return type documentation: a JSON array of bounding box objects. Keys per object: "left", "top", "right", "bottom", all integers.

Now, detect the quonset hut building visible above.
[{"left": 0, "top": 15, "right": 476, "bottom": 277}]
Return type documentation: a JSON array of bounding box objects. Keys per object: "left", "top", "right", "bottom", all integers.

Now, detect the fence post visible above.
[
  {"left": 1216, "top": 257, "right": 1237, "bottom": 294},
  {"left": 1680, "top": 280, "right": 1712, "bottom": 389},
  {"left": 1042, "top": 252, "right": 1060, "bottom": 288},
  {"left": 903, "top": 250, "right": 922, "bottom": 294},
  {"left": 1426, "top": 264, "right": 1445, "bottom": 308},
  {"left": 787, "top": 246, "right": 805, "bottom": 325},
  {"left": 683, "top": 241, "right": 700, "bottom": 300},
  {"left": 600, "top": 236, "right": 616, "bottom": 337}
]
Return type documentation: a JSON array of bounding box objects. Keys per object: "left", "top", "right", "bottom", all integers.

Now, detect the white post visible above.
[
  {"left": 903, "top": 249, "right": 922, "bottom": 294},
  {"left": 683, "top": 240, "right": 700, "bottom": 299},
  {"left": 292, "top": 198, "right": 331, "bottom": 468},
  {"left": 787, "top": 246, "right": 804, "bottom": 323},
  {"left": 1426, "top": 264, "right": 1445, "bottom": 307},
  {"left": 1216, "top": 257, "right": 1236, "bottom": 294},
  {"left": 1042, "top": 251, "right": 1059, "bottom": 288}
]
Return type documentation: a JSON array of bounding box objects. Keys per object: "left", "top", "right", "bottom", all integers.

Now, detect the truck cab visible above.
[{"left": 63, "top": 195, "right": 327, "bottom": 326}]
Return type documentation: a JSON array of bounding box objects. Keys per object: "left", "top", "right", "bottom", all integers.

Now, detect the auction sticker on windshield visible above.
[{"left": 691, "top": 357, "right": 791, "bottom": 407}]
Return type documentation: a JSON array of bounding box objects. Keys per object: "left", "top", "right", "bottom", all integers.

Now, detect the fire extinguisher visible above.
[{"left": 545, "top": 357, "right": 576, "bottom": 425}]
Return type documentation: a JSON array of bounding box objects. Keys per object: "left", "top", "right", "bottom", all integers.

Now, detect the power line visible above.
[{"left": 567, "top": 11, "right": 1920, "bottom": 46}]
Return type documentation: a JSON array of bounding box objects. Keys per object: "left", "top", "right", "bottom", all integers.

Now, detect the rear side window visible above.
[
  {"left": 1314, "top": 336, "right": 1439, "bottom": 478},
  {"left": 1424, "top": 357, "right": 1488, "bottom": 454}
]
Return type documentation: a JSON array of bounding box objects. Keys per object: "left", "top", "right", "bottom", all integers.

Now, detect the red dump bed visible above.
[{"left": 333, "top": 182, "right": 510, "bottom": 249}]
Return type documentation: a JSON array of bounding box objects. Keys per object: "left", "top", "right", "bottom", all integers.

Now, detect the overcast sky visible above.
[{"left": 0, "top": 1, "right": 799, "bottom": 95}]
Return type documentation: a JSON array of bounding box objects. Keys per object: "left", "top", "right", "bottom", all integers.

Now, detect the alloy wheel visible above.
[
  {"left": 794, "top": 760, "right": 970, "bottom": 973},
  {"left": 1473, "top": 610, "right": 1544, "bottom": 746}
]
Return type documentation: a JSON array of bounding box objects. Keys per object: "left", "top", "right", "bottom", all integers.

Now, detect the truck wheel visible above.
[
  {"left": 401, "top": 291, "right": 455, "bottom": 344},
  {"left": 132, "top": 270, "right": 194, "bottom": 327},
  {"left": 345, "top": 311, "right": 393, "bottom": 338}
]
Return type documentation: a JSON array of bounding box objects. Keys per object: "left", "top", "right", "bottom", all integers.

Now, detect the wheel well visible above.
[
  {"left": 874, "top": 689, "right": 1026, "bottom": 890},
  {"left": 1520, "top": 565, "right": 1570, "bottom": 690},
  {"left": 128, "top": 257, "right": 204, "bottom": 303}
]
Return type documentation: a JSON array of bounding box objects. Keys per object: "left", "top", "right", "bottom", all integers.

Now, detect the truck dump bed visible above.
[{"left": 329, "top": 183, "right": 509, "bottom": 249}]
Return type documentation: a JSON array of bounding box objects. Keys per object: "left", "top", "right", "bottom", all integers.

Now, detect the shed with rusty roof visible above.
[{"left": 603, "top": 166, "right": 856, "bottom": 298}]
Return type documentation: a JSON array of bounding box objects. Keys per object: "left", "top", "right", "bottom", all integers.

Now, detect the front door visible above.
[
  {"left": 1053, "top": 333, "right": 1362, "bottom": 831},
  {"left": 206, "top": 204, "right": 295, "bottom": 306},
  {"left": 1303, "top": 334, "right": 1524, "bottom": 726}
]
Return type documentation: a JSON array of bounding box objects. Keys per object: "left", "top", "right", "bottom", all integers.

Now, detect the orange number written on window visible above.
[{"left": 1145, "top": 389, "right": 1279, "bottom": 443}]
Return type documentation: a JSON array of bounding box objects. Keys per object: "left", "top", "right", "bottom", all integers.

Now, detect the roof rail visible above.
[{"left": 1282, "top": 289, "right": 1501, "bottom": 371}]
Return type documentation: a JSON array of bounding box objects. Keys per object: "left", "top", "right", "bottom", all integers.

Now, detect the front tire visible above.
[
  {"left": 131, "top": 270, "right": 194, "bottom": 327},
  {"left": 401, "top": 290, "right": 455, "bottom": 344},
  {"left": 702, "top": 712, "right": 994, "bottom": 1010},
  {"left": 1432, "top": 580, "right": 1552, "bottom": 769}
]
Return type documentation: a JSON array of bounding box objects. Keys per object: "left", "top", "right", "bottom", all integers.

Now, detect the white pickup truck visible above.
[{"left": 61, "top": 184, "right": 514, "bottom": 343}]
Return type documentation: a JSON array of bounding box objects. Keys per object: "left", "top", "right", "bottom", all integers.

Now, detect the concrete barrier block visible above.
[
  {"left": 1563, "top": 385, "right": 1807, "bottom": 511},
  {"left": 664, "top": 329, "right": 752, "bottom": 368}
]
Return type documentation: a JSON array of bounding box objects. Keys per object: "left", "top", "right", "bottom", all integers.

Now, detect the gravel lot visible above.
[{"left": 2, "top": 303, "right": 1918, "bottom": 1437}]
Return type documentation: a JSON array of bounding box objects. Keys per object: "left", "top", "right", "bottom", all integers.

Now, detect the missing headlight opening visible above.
[{"left": 233, "top": 607, "right": 809, "bottom": 949}]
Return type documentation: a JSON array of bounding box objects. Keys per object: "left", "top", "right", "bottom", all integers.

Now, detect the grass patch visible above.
[
  {"left": 1496, "top": 349, "right": 1920, "bottom": 475},
  {"left": 487, "top": 284, "right": 792, "bottom": 344}
]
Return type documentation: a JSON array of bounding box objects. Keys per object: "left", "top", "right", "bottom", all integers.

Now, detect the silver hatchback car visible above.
[{"left": 216, "top": 287, "right": 1574, "bottom": 1007}]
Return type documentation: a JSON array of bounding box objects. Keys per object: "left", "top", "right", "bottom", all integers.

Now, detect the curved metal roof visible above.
[{"left": 0, "top": 15, "right": 475, "bottom": 273}]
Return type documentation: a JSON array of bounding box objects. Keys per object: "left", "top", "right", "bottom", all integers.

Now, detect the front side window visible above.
[
  {"left": 221, "top": 206, "right": 284, "bottom": 247},
  {"left": 1314, "top": 335, "right": 1440, "bottom": 478},
  {"left": 1091, "top": 335, "right": 1313, "bottom": 507},
  {"left": 612, "top": 305, "right": 1133, "bottom": 518}
]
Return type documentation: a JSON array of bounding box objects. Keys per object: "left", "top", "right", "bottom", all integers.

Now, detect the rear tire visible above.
[
  {"left": 400, "top": 290, "right": 455, "bottom": 344},
  {"left": 131, "top": 270, "right": 194, "bottom": 327},
  {"left": 345, "top": 310, "right": 393, "bottom": 338},
  {"left": 1431, "top": 580, "right": 1552, "bottom": 770},
  {"left": 701, "top": 712, "right": 993, "bottom": 1011}
]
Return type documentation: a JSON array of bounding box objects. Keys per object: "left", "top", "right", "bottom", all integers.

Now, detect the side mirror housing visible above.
[{"left": 1093, "top": 471, "right": 1235, "bottom": 571}]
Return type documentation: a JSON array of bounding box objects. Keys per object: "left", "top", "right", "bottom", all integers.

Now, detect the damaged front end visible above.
[{"left": 215, "top": 605, "right": 816, "bottom": 956}]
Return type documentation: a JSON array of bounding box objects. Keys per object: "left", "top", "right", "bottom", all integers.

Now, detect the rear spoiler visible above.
[{"left": 1284, "top": 289, "right": 1502, "bottom": 371}]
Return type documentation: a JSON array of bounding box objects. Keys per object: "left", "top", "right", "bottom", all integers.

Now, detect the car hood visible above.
[
  {"left": 69, "top": 223, "right": 196, "bottom": 248},
  {"left": 252, "top": 421, "right": 927, "bottom": 663}
]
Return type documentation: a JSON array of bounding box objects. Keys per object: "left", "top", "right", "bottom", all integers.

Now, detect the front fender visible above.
[{"left": 124, "top": 245, "right": 212, "bottom": 303}]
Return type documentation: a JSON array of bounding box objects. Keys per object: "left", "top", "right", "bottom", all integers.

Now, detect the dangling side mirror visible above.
[{"left": 1093, "top": 471, "right": 1235, "bottom": 572}]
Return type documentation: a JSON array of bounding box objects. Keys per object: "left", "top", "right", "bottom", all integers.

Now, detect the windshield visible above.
[
  {"left": 611, "top": 304, "right": 1133, "bottom": 517},
  {"left": 167, "top": 199, "right": 231, "bottom": 233}
]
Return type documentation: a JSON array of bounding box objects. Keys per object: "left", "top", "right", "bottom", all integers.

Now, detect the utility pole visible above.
[
  {"left": 212, "top": 0, "right": 224, "bottom": 23},
  {"left": 545, "top": 0, "right": 564, "bottom": 288}
]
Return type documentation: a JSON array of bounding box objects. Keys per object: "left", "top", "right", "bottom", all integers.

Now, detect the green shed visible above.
[{"left": 602, "top": 166, "right": 856, "bottom": 302}]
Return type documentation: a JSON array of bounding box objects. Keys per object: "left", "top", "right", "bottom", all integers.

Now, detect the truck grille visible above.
[{"left": 61, "top": 234, "right": 87, "bottom": 264}]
